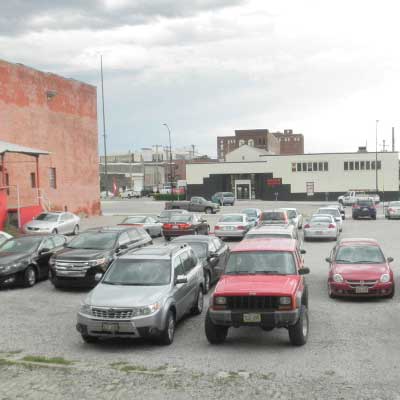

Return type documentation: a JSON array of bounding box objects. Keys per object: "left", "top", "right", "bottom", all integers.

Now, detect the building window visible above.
[
  {"left": 30, "top": 173, "right": 36, "bottom": 188},
  {"left": 302, "top": 162, "right": 307, "bottom": 172},
  {"left": 313, "top": 162, "right": 318, "bottom": 171},
  {"left": 360, "top": 161, "right": 365, "bottom": 170},
  {"left": 324, "top": 162, "right": 328, "bottom": 171},
  {"left": 371, "top": 161, "right": 376, "bottom": 170},
  {"left": 355, "top": 161, "right": 359, "bottom": 170},
  {"left": 318, "top": 162, "right": 323, "bottom": 171},
  {"left": 239, "top": 140, "right": 245, "bottom": 146},
  {"left": 49, "top": 168, "right": 57, "bottom": 189},
  {"left": 248, "top": 139, "right": 254, "bottom": 147},
  {"left": 377, "top": 160, "right": 382, "bottom": 170},
  {"left": 344, "top": 161, "right": 348, "bottom": 170},
  {"left": 297, "top": 163, "right": 302, "bottom": 172},
  {"left": 349, "top": 161, "right": 354, "bottom": 170},
  {"left": 292, "top": 163, "right": 297, "bottom": 172},
  {"left": 5, "top": 173, "right": 9, "bottom": 195},
  {"left": 307, "top": 162, "right": 312, "bottom": 172},
  {"left": 366, "top": 161, "right": 370, "bottom": 170}
]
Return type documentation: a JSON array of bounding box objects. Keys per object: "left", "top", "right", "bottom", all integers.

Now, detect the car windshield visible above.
[
  {"left": 219, "top": 215, "right": 243, "bottom": 223},
  {"left": 318, "top": 209, "right": 339, "bottom": 217},
  {"left": 260, "top": 212, "right": 286, "bottom": 221},
  {"left": 246, "top": 233, "right": 292, "bottom": 239},
  {"left": 122, "top": 216, "right": 146, "bottom": 224},
  {"left": 66, "top": 232, "right": 117, "bottom": 250},
  {"left": 225, "top": 251, "right": 296, "bottom": 275},
  {"left": 389, "top": 202, "right": 400, "bottom": 207},
  {"left": 0, "top": 236, "right": 43, "bottom": 253},
  {"left": 335, "top": 246, "right": 385, "bottom": 264},
  {"left": 310, "top": 217, "right": 332, "bottom": 224},
  {"left": 186, "top": 242, "right": 208, "bottom": 259},
  {"left": 285, "top": 210, "right": 297, "bottom": 218},
  {"left": 242, "top": 209, "right": 257, "bottom": 217},
  {"left": 35, "top": 213, "right": 59, "bottom": 222},
  {"left": 170, "top": 215, "right": 192, "bottom": 223},
  {"left": 103, "top": 259, "right": 171, "bottom": 285}
]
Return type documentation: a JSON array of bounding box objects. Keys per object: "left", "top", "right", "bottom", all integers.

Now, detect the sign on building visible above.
[
  {"left": 266, "top": 178, "right": 282, "bottom": 187},
  {"left": 306, "top": 182, "right": 314, "bottom": 196}
]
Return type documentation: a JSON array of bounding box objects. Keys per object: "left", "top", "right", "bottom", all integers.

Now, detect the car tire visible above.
[
  {"left": 328, "top": 284, "right": 336, "bottom": 299},
  {"left": 191, "top": 288, "right": 204, "bottom": 315},
  {"left": 386, "top": 285, "right": 395, "bottom": 299},
  {"left": 165, "top": 236, "right": 171, "bottom": 241},
  {"left": 73, "top": 225, "right": 79, "bottom": 235},
  {"left": 159, "top": 310, "right": 175, "bottom": 345},
  {"left": 23, "top": 266, "right": 37, "bottom": 287},
  {"left": 288, "top": 305, "right": 309, "bottom": 346},
  {"left": 52, "top": 228, "right": 58, "bottom": 234},
  {"left": 203, "top": 271, "right": 211, "bottom": 294},
  {"left": 205, "top": 207, "right": 212, "bottom": 214},
  {"left": 205, "top": 310, "right": 228, "bottom": 344},
  {"left": 81, "top": 334, "right": 98, "bottom": 343},
  {"left": 372, "top": 215, "right": 377, "bottom": 220}
]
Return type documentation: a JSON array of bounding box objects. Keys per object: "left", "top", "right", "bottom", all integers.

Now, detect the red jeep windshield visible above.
[{"left": 225, "top": 251, "right": 296, "bottom": 275}]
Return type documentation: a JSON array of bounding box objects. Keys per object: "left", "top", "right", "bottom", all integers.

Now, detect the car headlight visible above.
[
  {"left": 380, "top": 274, "right": 390, "bottom": 283},
  {"left": 0, "top": 262, "right": 25, "bottom": 273},
  {"left": 214, "top": 296, "right": 227, "bottom": 305},
  {"left": 279, "top": 296, "right": 291, "bottom": 305},
  {"left": 88, "top": 258, "right": 107, "bottom": 267},
  {"left": 333, "top": 273, "right": 344, "bottom": 283},
  {"left": 132, "top": 302, "right": 161, "bottom": 317},
  {"left": 80, "top": 303, "right": 92, "bottom": 315}
]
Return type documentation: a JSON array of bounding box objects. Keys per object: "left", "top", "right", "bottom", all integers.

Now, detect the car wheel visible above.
[
  {"left": 205, "top": 309, "right": 228, "bottom": 344},
  {"left": 203, "top": 271, "right": 211, "bottom": 294},
  {"left": 386, "top": 285, "right": 395, "bottom": 299},
  {"left": 23, "top": 266, "right": 37, "bottom": 287},
  {"left": 191, "top": 288, "right": 204, "bottom": 315},
  {"left": 165, "top": 236, "right": 171, "bottom": 241},
  {"left": 159, "top": 310, "right": 175, "bottom": 345},
  {"left": 52, "top": 228, "right": 58, "bottom": 234},
  {"left": 73, "top": 225, "right": 79, "bottom": 235},
  {"left": 328, "top": 284, "right": 336, "bottom": 299},
  {"left": 206, "top": 225, "right": 210, "bottom": 235},
  {"left": 205, "top": 207, "right": 212, "bottom": 214},
  {"left": 194, "top": 230, "right": 198, "bottom": 235},
  {"left": 81, "top": 334, "right": 98, "bottom": 343},
  {"left": 372, "top": 215, "right": 377, "bottom": 220},
  {"left": 288, "top": 305, "right": 309, "bottom": 346}
]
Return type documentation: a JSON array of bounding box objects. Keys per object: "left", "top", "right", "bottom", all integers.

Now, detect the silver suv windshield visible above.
[{"left": 103, "top": 259, "right": 171, "bottom": 285}]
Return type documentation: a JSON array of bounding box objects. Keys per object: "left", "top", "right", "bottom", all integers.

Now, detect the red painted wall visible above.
[
  {"left": 8, "top": 205, "right": 43, "bottom": 229},
  {"left": 0, "top": 190, "right": 7, "bottom": 230},
  {"left": 0, "top": 59, "right": 100, "bottom": 216}
]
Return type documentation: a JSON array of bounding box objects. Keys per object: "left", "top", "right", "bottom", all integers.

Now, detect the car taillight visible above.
[
  {"left": 163, "top": 223, "right": 172, "bottom": 229},
  {"left": 353, "top": 204, "right": 359, "bottom": 208},
  {"left": 215, "top": 225, "right": 220, "bottom": 230},
  {"left": 328, "top": 224, "right": 335, "bottom": 229},
  {"left": 237, "top": 225, "right": 246, "bottom": 230},
  {"left": 389, "top": 208, "right": 394, "bottom": 212},
  {"left": 304, "top": 224, "right": 310, "bottom": 229},
  {"left": 178, "top": 223, "right": 192, "bottom": 229}
]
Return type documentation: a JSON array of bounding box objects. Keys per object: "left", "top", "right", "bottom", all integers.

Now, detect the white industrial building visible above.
[{"left": 186, "top": 146, "right": 399, "bottom": 201}]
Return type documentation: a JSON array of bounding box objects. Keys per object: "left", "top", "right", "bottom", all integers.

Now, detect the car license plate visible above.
[
  {"left": 355, "top": 287, "right": 369, "bottom": 294},
  {"left": 102, "top": 323, "right": 119, "bottom": 333},
  {"left": 362, "top": 208, "right": 369, "bottom": 211},
  {"left": 316, "top": 231, "right": 323, "bottom": 234},
  {"left": 172, "top": 225, "right": 179, "bottom": 229},
  {"left": 243, "top": 313, "right": 261, "bottom": 323},
  {"left": 224, "top": 226, "right": 234, "bottom": 230}
]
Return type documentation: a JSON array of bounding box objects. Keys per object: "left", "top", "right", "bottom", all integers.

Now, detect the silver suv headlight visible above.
[
  {"left": 132, "top": 302, "right": 161, "bottom": 317},
  {"left": 80, "top": 303, "right": 92, "bottom": 315}
]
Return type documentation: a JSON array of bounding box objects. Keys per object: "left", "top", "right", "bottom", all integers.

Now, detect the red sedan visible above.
[{"left": 326, "top": 238, "right": 394, "bottom": 298}]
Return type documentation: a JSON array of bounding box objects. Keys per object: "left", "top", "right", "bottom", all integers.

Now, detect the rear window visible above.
[
  {"left": 260, "top": 212, "right": 286, "bottom": 221},
  {"left": 317, "top": 209, "right": 340, "bottom": 217},
  {"left": 219, "top": 215, "right": 244, "bottom": 223},
  {"left": 170, "top": 215, "right": 192, "bottom": 223},
  {"left": 223, "top": 192, "right": 234, "bottom": 197},
  {"left": 357, "top": 199, "right": 373, "bottom": 206},
  {"left": 310, "top": 217, "right": 332, "bottom": 223}
]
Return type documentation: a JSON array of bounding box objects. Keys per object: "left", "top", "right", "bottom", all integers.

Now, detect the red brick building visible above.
[
  {"left": 217, "top": 129, "right": 304, "bottom": 160},
  {"left": 0, "top": 59, "right": 100, "bottom": 227}
]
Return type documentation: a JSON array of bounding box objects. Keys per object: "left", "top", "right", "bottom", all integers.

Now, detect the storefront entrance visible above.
[{"left": 235, "top": 180, "right": 251, "bottom": 200}]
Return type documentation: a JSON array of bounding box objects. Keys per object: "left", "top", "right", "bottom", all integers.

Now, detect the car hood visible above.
[
  {"left": 86, "top": 284, "right": 171, "bottom": 307},
  {"left": 55, "top": 248, "right": 111, "bottom": 261},
  {"left": 215, "top": 274, "right": 300, "bottom": 296},
  {"left": 0, "top": 252, "right": 31, "bottom": 265},
  {"left": 333, "top": 263, "right": 389, "bottom": 280},
  {"left": 25, "top": 220, "right": 57, "bottom": 229}
]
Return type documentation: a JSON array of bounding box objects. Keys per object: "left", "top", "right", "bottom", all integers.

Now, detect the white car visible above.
[
  {"left": 0, "top": 231, "right": 12, "bottom": 246},
  {"left": 303, "top": 215, "right": 339, "bottom": 241},
  {"left": 23, "top": 212, "right": 80, "bottom": 235},
  {"left": 120, "top": 190, "right": 141, "bottom": 199},
  {"left": 280, "top": 208, "right": 303, "bottom": 229},
  {"left": 316, "top": 207, "right": 343, "bottom": 232}
]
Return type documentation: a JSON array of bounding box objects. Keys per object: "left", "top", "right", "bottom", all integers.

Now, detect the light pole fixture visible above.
[
  {"left": 163, "top": 123, "right": 174, "bottom": 190},
  {"left": 375, "top": 119, "right": 379, "bottom": 193}
]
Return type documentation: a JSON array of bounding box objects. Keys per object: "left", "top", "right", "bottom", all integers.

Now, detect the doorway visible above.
[{"left": 235, "top": 179, "right": 251, "bottom": 200}]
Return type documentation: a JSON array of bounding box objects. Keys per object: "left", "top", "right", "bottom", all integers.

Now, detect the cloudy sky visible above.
[{"left": 1, "top": 0, "right": 400, "bottom": 157}]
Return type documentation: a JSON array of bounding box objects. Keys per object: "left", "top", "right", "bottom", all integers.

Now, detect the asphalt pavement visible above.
[{"left": 1, "top": 199, "right": 400, "bottom": 399}]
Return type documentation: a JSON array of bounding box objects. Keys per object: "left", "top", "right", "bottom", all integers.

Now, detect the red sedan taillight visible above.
[
  {"left": 237, "top": 225, "right": 246, "bottom": 230},
  {"left": 214, "top": 225, "right": 220, "bottom": 230},
  {"left": 303, "top": 223, "right": 310, "bottom": 229},
  {"left": 328, "top": 224, "right": 335, "bottom": 229},
  {"left": 178, "top": 223, "right": 192, "bottom": 230},
  {"left": 163, "top": 223, "right": 172, "bottom": 230}
]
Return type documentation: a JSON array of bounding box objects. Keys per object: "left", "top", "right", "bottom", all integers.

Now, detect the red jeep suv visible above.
[{"left": 205, "top": 238, "right": 310, "bottom": 346}]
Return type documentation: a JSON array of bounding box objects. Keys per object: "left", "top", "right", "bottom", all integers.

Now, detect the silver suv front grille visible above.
[{"left": 91, "top": 308, "right": 134, "bottom": 319}]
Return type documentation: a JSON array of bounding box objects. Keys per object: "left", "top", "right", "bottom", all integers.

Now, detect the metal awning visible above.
[{"left": 0, "top": 140, "right": 50, "bottom": 156}]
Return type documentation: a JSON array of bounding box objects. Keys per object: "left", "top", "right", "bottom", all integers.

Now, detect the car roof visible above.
[
  {"left": 318, "top": 207, "right": 339, "bottom": 210},
  {"left": 232, "top": 238, "right": 297, "bottom": 253},
  {"left": 311, "top": 214, "right": 334, "bottom": 219},
  {"left": 121, "top": 244, "right": 189, "bottom": 260},
  {"left": 338, "top": 238, "right": 379, "bottom": 246},
  {"left": 85, "top": 226, "right": 136, "bottom": 233},
  {"left": 219, "top": 213, "right": 246, "bottom": 217},
  {"left": 279, "top": 207, "right": 297, "bottom": 211},
  {"left": 261, "top": 209, "right": 287, "bottom": 213},
  {"left": 250, "top": 224, "right": 294, "bottom": 232},
  {"left": 172, "top": 235, "right": 212, "bottom": 243}
]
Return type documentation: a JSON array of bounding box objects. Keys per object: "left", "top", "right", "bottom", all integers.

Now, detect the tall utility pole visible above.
[
  {"left": 163, "top": 124, "right": 174, "bottom": 190},
  {"left": 100, "top": 55, "right": 109, "bottom": 197},
  {"left": 153, "top": 144, "right": 162, "bottom": 189},
  {"left": 375, "top": 120, "right": 379, "bottom": 193},
  {"left": 191, "top": 144, "right": 196, "bottom": 160}
]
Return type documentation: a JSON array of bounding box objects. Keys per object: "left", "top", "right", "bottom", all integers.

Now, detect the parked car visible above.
[
  {"left": 0, "top": 234, "right": 67, "bottom": 288},
  {"left": 118, "top": 215, "right": 162, "bottom": 237},
  {"left": 49, "top": 226, "right": 152, "bottom": 289},
  {"left": 316, "top": 207, "right": 343, "bottom": 231},
  {"left": 165, "top": 197, "right": 219, "bottom": 214},
  {"left": 214, "top": 214, "right": 251, "bottom": 240},
  {"left": 211, "top": 192, "right": 235, "bottom": 206},
  {"left": 76, "top": 243, "right": 204, "bottom": 344},
  {"left": 338, "top": 190, "right": 380, "bottom": 206},
  {"left": 0, "top": 231, "right": 12, "bottom": 247},
  {"left": 163, "top": 214, "right": 209, "bottom": 241},
  {"left": 120, "top": 189, "right": 141, "bottom": 199},
  {"left": 258, "top": 210, "right": 289, "bottom": 226},
  {"left": 385, "top": 201, "right": 400, "bottom": 219},
  {"left": 204, "top": 238, "right": 309, "bottom": 346},
  {"left": 241, "top": 208, "right": 261, "bottom": 227},
  {"left": 23, "top": 211, "right": 80, "bottom": 235},
  {"left": 245, "top": 224, "right": 301, "bottom": 245},
  {"left": 100, "top": 191, "right": 115, "bottom": 199},
  {"left": 280, "top": 208, "right": 303, "bottom": 229},
  {"left": 158, "top": 209, "right": 189, "bottom": 223},
  {"left": 352, "top": 198, "right": 377, "bottom": 220},
  {"left": 326, "top": 238, "right": 394, "bottom": 298},
  {"left": 327, "top": 203, "right": 346, "bottom": 220},
  {"left": 172, "top": 235, "right": 229, "bottom": 293},
  {"left": 303, "top": 215, "right": 339, "bottom": 241}
]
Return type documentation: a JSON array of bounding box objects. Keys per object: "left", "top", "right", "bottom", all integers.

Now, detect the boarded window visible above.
[
  {"left": 30, "top": 172, "right": 36, "bottom": 188},
  {"left": 49, "top": 168, "right": 57, "bottom": 189}
]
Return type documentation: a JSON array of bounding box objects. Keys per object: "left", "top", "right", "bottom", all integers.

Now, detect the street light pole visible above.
[
  {"left": 100, "top": 55, "right": 109, "bottom": 197},
  {"left": 375, "top": 120, "right": 379, "bottom": 193},
  {"left": 163, "top": 123, "right": 174, "bottom": 192}
]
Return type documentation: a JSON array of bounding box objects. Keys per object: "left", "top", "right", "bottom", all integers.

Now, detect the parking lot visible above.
[{"left": 1, "top": 199, "right": 400, "bottom": 399}]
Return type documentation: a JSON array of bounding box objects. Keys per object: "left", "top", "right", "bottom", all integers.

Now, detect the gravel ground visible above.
[{"left": 1, "top": 200, "right": 400, "bottom": 399}]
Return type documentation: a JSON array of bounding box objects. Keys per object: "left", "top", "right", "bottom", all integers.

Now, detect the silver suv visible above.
[{"left": 76, "top": 244, "right": 204, "bottom": 345}]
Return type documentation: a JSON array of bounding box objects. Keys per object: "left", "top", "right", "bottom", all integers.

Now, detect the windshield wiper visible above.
[
  {"left": 254, "top": 270, "right": 286, "bottom": 275},
  {"left": 334, "top": 259, "right": 353, "bottom": 263},
  {"left": 225, "top": 271, "right": 254, "bottom": 275},
  {"left": 352, "top": 260, "right": 380, "bottom": 264}
]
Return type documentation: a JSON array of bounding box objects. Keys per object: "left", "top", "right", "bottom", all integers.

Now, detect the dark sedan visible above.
[
  {"left": 172, "top": 235, "right": 229, "bottom": 293},
  {"left": 0, "top": 234, "right": 67, "bottom": 288},
  {"left": 163, "top": 214, "right": 209, "bottom": 241},
  {"left": 49, "top": 226, "right": 152, "bottom": 289},
  {"left": 158, "top": 209, "right": 189, "bottom": 223}
]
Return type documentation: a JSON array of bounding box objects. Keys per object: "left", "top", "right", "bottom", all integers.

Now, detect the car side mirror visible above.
[
  {"left": 118, "top": 244, "right": 128, "bottom": 251},
  {"left": 300, "top": 249, "right": 306, "bottom": 254},
  {"left": 387, "top": 257, "right": 394, "bottom": 263},
  {"left": 299, "top": 267, "right": 310, "bottom": 275},
  {"left": 175, "top": 275, "right": 188, "bottom": 285},
  {"left": 40, "top": 248, "right": 51, "bottom": 254},
  {"left": 325, "top": 257, "right": 332, "bottom": 263},
  {"left": 95, "top": 273, "right": 103, "bottom": 282}
]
